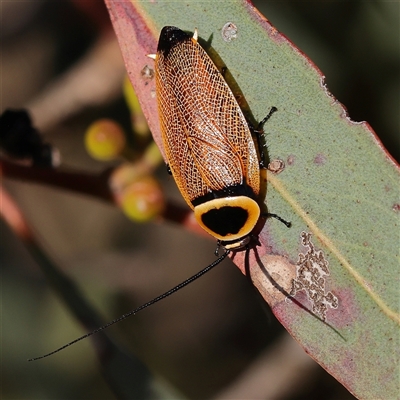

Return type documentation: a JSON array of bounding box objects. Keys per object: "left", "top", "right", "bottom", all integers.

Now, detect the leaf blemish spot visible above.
[
  {"left": 392, "top": 203, "right": 400, "bottom": 212},
  {"left": 141, "top": 65, "right": 155, "bottom": 81},
  {"left": 287, "top": 154, "right": 295, "bottom": 166},
  {"left": 314, "top": 153, "right": 327, "bottom": 165},
  {"left": 290, "top": 232, "right": 339, "bottom": 320},
  {"left": 221, "top": 22, "right": 238, "bottom": 42},
  {"left": 268, "top": 159, "right": 285, "bottom": 174}
]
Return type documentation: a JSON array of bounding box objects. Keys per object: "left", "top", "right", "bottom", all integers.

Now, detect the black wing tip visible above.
[{"left": 157, "top": 26, "right": 191, "bottom": 55}]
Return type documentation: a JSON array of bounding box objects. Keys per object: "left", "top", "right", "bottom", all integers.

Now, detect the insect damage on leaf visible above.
[
  {"left": 140, "top": 65, "right": 155, "bottom": 81},
  {"left": 291, "top": 232, "right": 339, "bottom": 320},
  {"left": 267, "top": 159, "right": 285, "bottom": 174}
]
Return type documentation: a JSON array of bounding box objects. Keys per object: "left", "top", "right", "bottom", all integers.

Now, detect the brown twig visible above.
[
  {"left": 1, "top": 159, "right": 114, "bottom": 202},
  {"left": 0, "top": 158, "right": 206, "bottom": 238}
]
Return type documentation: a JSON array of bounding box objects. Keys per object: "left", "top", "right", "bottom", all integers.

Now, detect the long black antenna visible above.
[{"left": 29, "top": 249, "right": 230, "bottom": 361}]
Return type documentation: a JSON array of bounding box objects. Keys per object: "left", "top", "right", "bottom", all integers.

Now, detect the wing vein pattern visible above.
[{"left": 156, "top": 36, "right": 259, "bottom": 207}]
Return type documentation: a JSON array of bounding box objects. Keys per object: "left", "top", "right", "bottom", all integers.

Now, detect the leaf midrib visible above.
[{"left": 269, "top": 173, "right": 400, "bottom": 325}]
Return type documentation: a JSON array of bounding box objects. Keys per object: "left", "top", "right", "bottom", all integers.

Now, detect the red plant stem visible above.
[{"left": 1, "top": 158, "right": 207, "bottom": 238}]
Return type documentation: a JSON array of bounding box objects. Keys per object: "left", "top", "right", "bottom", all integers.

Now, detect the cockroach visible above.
[{"left": 29, "top": 26, "right": 290, "bottom": 361}]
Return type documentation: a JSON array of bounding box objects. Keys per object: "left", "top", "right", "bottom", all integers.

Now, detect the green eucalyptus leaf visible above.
[{"left": 105, "top": 1, "right": 400, "bottom": 399}]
